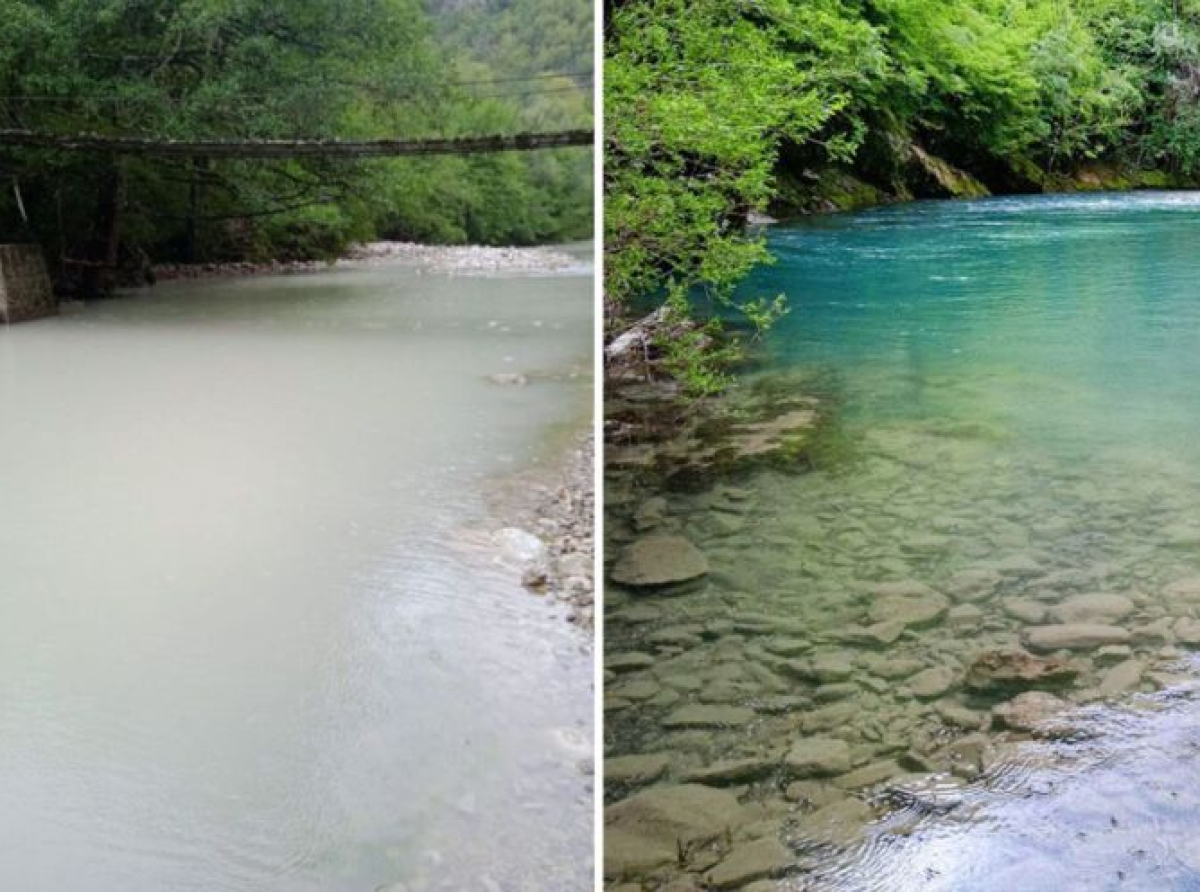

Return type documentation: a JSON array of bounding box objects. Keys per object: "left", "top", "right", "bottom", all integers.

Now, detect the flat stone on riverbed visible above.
[
  {"left": 604, "top": 784, "right": 750, "bottom": 879},
  {"left": 1023, "top": 624, "right": 1131, "bottom": 652},
  {"left": 785, "top": 737, "right": 851, "bottom": 777},
  {"left": 687, "top": 756, "right": 778, "bottom": 785},
  {"left": 607, "top": 753, "right": 671, "bottom": 787},
  {"left": 706, "top": 837, "right": 791, "bottom": 889},
  {"left": 662, "top": 705, "right": 755, "bottom": 729},
  {"left": 909, "top": 665, "right": 958, "bottom": 699},
  {"left": 1047, "top": 593, "right": 1135, "bottom": 624},
  {"left": 867, "top": 593, "right": 949, "bottom": 629},
  {"left": 965, "top": 649, "right": 1079, "bottom": 691},
  {"left": 993, "top": 691, "right": 1071, "bottom": 732},
  {"left": 610, "top": 534, "right": 709, "bottom": 587}
]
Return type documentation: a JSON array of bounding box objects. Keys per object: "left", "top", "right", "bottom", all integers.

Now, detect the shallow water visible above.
[
  {"left": 605, "top": 193, "right": 1200, "bottom": 889},
  {"left": 0, "top": 254, "right": 592, "bottom": 891}
]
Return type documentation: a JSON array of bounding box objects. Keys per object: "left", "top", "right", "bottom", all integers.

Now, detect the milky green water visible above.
[
  {"left": 0, "top": 254, "right": 593, "bottom": 891},
  {"left": 604, "top": 193, "right": 1200, "bottom": 890}
]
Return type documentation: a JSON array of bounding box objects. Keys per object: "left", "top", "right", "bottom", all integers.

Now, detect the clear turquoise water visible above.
[
  {"left": 604, "top": 192, "right": 1200, "bottom": 890},
  {"left": 759, "top": 191, "right": 1200, "bottom": 459}
]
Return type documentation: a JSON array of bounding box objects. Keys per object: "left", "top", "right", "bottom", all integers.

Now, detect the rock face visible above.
[
  {"left": 605, "top": 784, "right": 749, "bottom": 879},
  {"left": 992, "top": 691, "right": 1070, "bottom": 732},
  {"left": 965, "top": 649, "right": 1079, "bottom": 691},
  {"left": 1023, "top": 624, "right": 1131, "bottom": 652},
  {"left": 784, "top": 737, "right": 851, "bottom": 777},
  {"left": 611, "top": 534, "right": 709, "bottom": 587}
]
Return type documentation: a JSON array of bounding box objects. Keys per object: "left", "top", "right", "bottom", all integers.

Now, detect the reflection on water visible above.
[
  {"left": 0, "top": 255, "right": 592, "bottom": 891},
  {"left": 605, "top": 193, "right": 1200, "bottom": 890},
  {"left": 810, "top": 666, "right": 1200, "bottom": 891}
]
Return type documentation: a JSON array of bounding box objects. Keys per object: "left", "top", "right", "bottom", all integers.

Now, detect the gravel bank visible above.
[{"left": 153, "top": 241, "right": 580, "bottom": 282}]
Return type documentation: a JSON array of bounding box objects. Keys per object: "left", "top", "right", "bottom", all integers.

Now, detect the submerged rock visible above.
[
  {"left": 705, "top": 837, "right": 791, "bottom": 889},
  {"left": 611, "top": 534, "right": 709, "bottom": 587},
  {"left": 686, "top": 756, "right": 779, "bottom": 785},
  {"left": 784, "top": 737, "right": 852, "bottom": 777},
  {"left": 992, "top": 691, "right": 1071, "bottom": 732},
  {"left": 607, "top": 753, "right": 672, "bottom": 787},
  {"left": 908, "top": 665, "right": 958, "bottom": 699},
  {"left": 662, "top": 705, "right": 755, "bottom": 729},
  {"left": 1023, "top": 624, "right": 1131, "bottom": 652},
  {"left": 604, "top": 784, "right": 749, "bottom": 878},
  {"left": 797, "top": 797, "right": 874, "bottom": 846},
  {"left": 867, "top": 592, "right": 949, "bottom": 629},
  {"left": 1097, "top": 659, "right": 1145, "bottom": 697},
  {"left": 1046, "top": 593, "right": 1135, "bottom": 625},
  {"left": 965, "top": 649, "right": 1079, "bottom": 691}
]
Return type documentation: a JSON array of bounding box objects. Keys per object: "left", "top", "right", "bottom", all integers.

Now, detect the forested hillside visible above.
[
  {"left": 0, "top": 0, "right": 591, "bottom": 294},
  {"left": 606, "top": 0, "right": 1200, "bottom": 390}
]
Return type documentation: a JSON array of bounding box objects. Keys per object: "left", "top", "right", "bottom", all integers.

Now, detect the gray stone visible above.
[
  {"left": 662, "top": 705, "right": 755, "bottom": 729},
  {"left": 964, "top": 649, "right": 1079, "bottom": 691},
  {"left": 607, "top": 753, "right": 671, "bottom": 786},
  {"left": 832, "top": 759, "right": 901, "bottom": 790},
  {"left": 611, "top": 534, "right": 709, "bottom": 587},
  {"left": 706, "top": 837, "right": 790, "bottom": 889},
  {"left": 607, "top": 651, "right": 655, "bottom": 672},
  {"left": 1098, "top": 659, "right": 1145, "bottom": 697},
  {"left": 798, "top": 797, "right": 874, "bottom": 845},
  {"left": 1002, "top": 598, "right": 1047, "bottom": 624},
  {"left": 1175, "top": 617, "right": 1200, "bottom": 646},
  {"left": 909, "top": 666, "right": 958, "bottom": 699},
  {"left": 1047, "top": 593, "right": 1135, "bottom": 625},
  {"left": 1023, "top": 624, "right": 1131, "bottom": 652},
  {"left": 802, "top": 701, "right": 857, "bottom": 732},
  {"left": 687, "top": 757, "right": 778, "bottom": 785},
  {"left": 868, "top": 593, "right": 949, "bottom": 629},
  {"left": 992, "top": 691, "right": 1070, "bottom": 732},
  {"left": 784, "top": 737, "right": 852, "bottom": 777},
  {"left": 604, "top": 784, "right": 750, "bottom": 879}
]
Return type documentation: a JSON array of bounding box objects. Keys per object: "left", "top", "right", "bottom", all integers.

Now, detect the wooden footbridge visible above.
[{"left": 0, "top": 128, "right": 592, "bottom": 158}]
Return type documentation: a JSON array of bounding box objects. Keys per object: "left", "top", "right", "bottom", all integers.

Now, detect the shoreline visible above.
[
  {"left": 492, "top": 426, "right": 596, "bottom": 633},
  {"left": 151, "top": 240, "right": 585, "bottom": 284}
]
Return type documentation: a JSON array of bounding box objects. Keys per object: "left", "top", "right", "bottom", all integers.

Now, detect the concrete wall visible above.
[{"left": 0, "top": 244, "right": 56, "bottom": 324}]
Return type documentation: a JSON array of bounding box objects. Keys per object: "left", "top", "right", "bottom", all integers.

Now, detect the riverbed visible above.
[
  {"left": 605, "top": 193, "right": 1200, "bottom": 890},
  {"left": 0, "top": 249, "right": 593, "bottom": 890}
]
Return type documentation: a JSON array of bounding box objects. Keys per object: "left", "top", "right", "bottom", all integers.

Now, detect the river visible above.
[
  {"left": 0, "top": 249, "right": 593, "bottom": 891},
  {"left": 604, "top": 193, "right": 1200, "bottom": 890}
]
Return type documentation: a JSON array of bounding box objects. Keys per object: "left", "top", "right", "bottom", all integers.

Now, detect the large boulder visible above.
[
  {"left": 604, "top": 784, "right": 750, "bottom": 879},
  {"left": 611, "top": 534, "right": 709, "bottom": 587}
]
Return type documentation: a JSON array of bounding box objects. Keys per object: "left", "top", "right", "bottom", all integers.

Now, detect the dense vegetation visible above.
[
  {"left": 606, "top": 0, "right": 1200, "bottom": 392},
  {"left": 0, "top": 0, "right": 591, "bottom": 294}
]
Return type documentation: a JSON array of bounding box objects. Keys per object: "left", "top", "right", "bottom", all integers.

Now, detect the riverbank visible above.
[
  {"left": 152, "top": 241, "right": 581, "bottom": 283},
  {"left": 492, "top": 430, "right": 596, "bottom": 632}
]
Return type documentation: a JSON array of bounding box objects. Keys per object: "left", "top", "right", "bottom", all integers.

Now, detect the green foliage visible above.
[
  {"left": 606, "top": 0, "right": 844, "bottom": 393},
  {"left": 0, "top": 0, "right": 592, "bottom": 287},
  {"left": 607, "top": 0, "right": 1200, "bottom": 394}
]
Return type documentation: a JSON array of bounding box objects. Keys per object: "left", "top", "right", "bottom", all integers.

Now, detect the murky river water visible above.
[
  {"left": 0, "top": 251, "right": 592, "bottom": 891},
  {"left": 605, "top": 194, "right": 1200, "bottom": 890}
]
